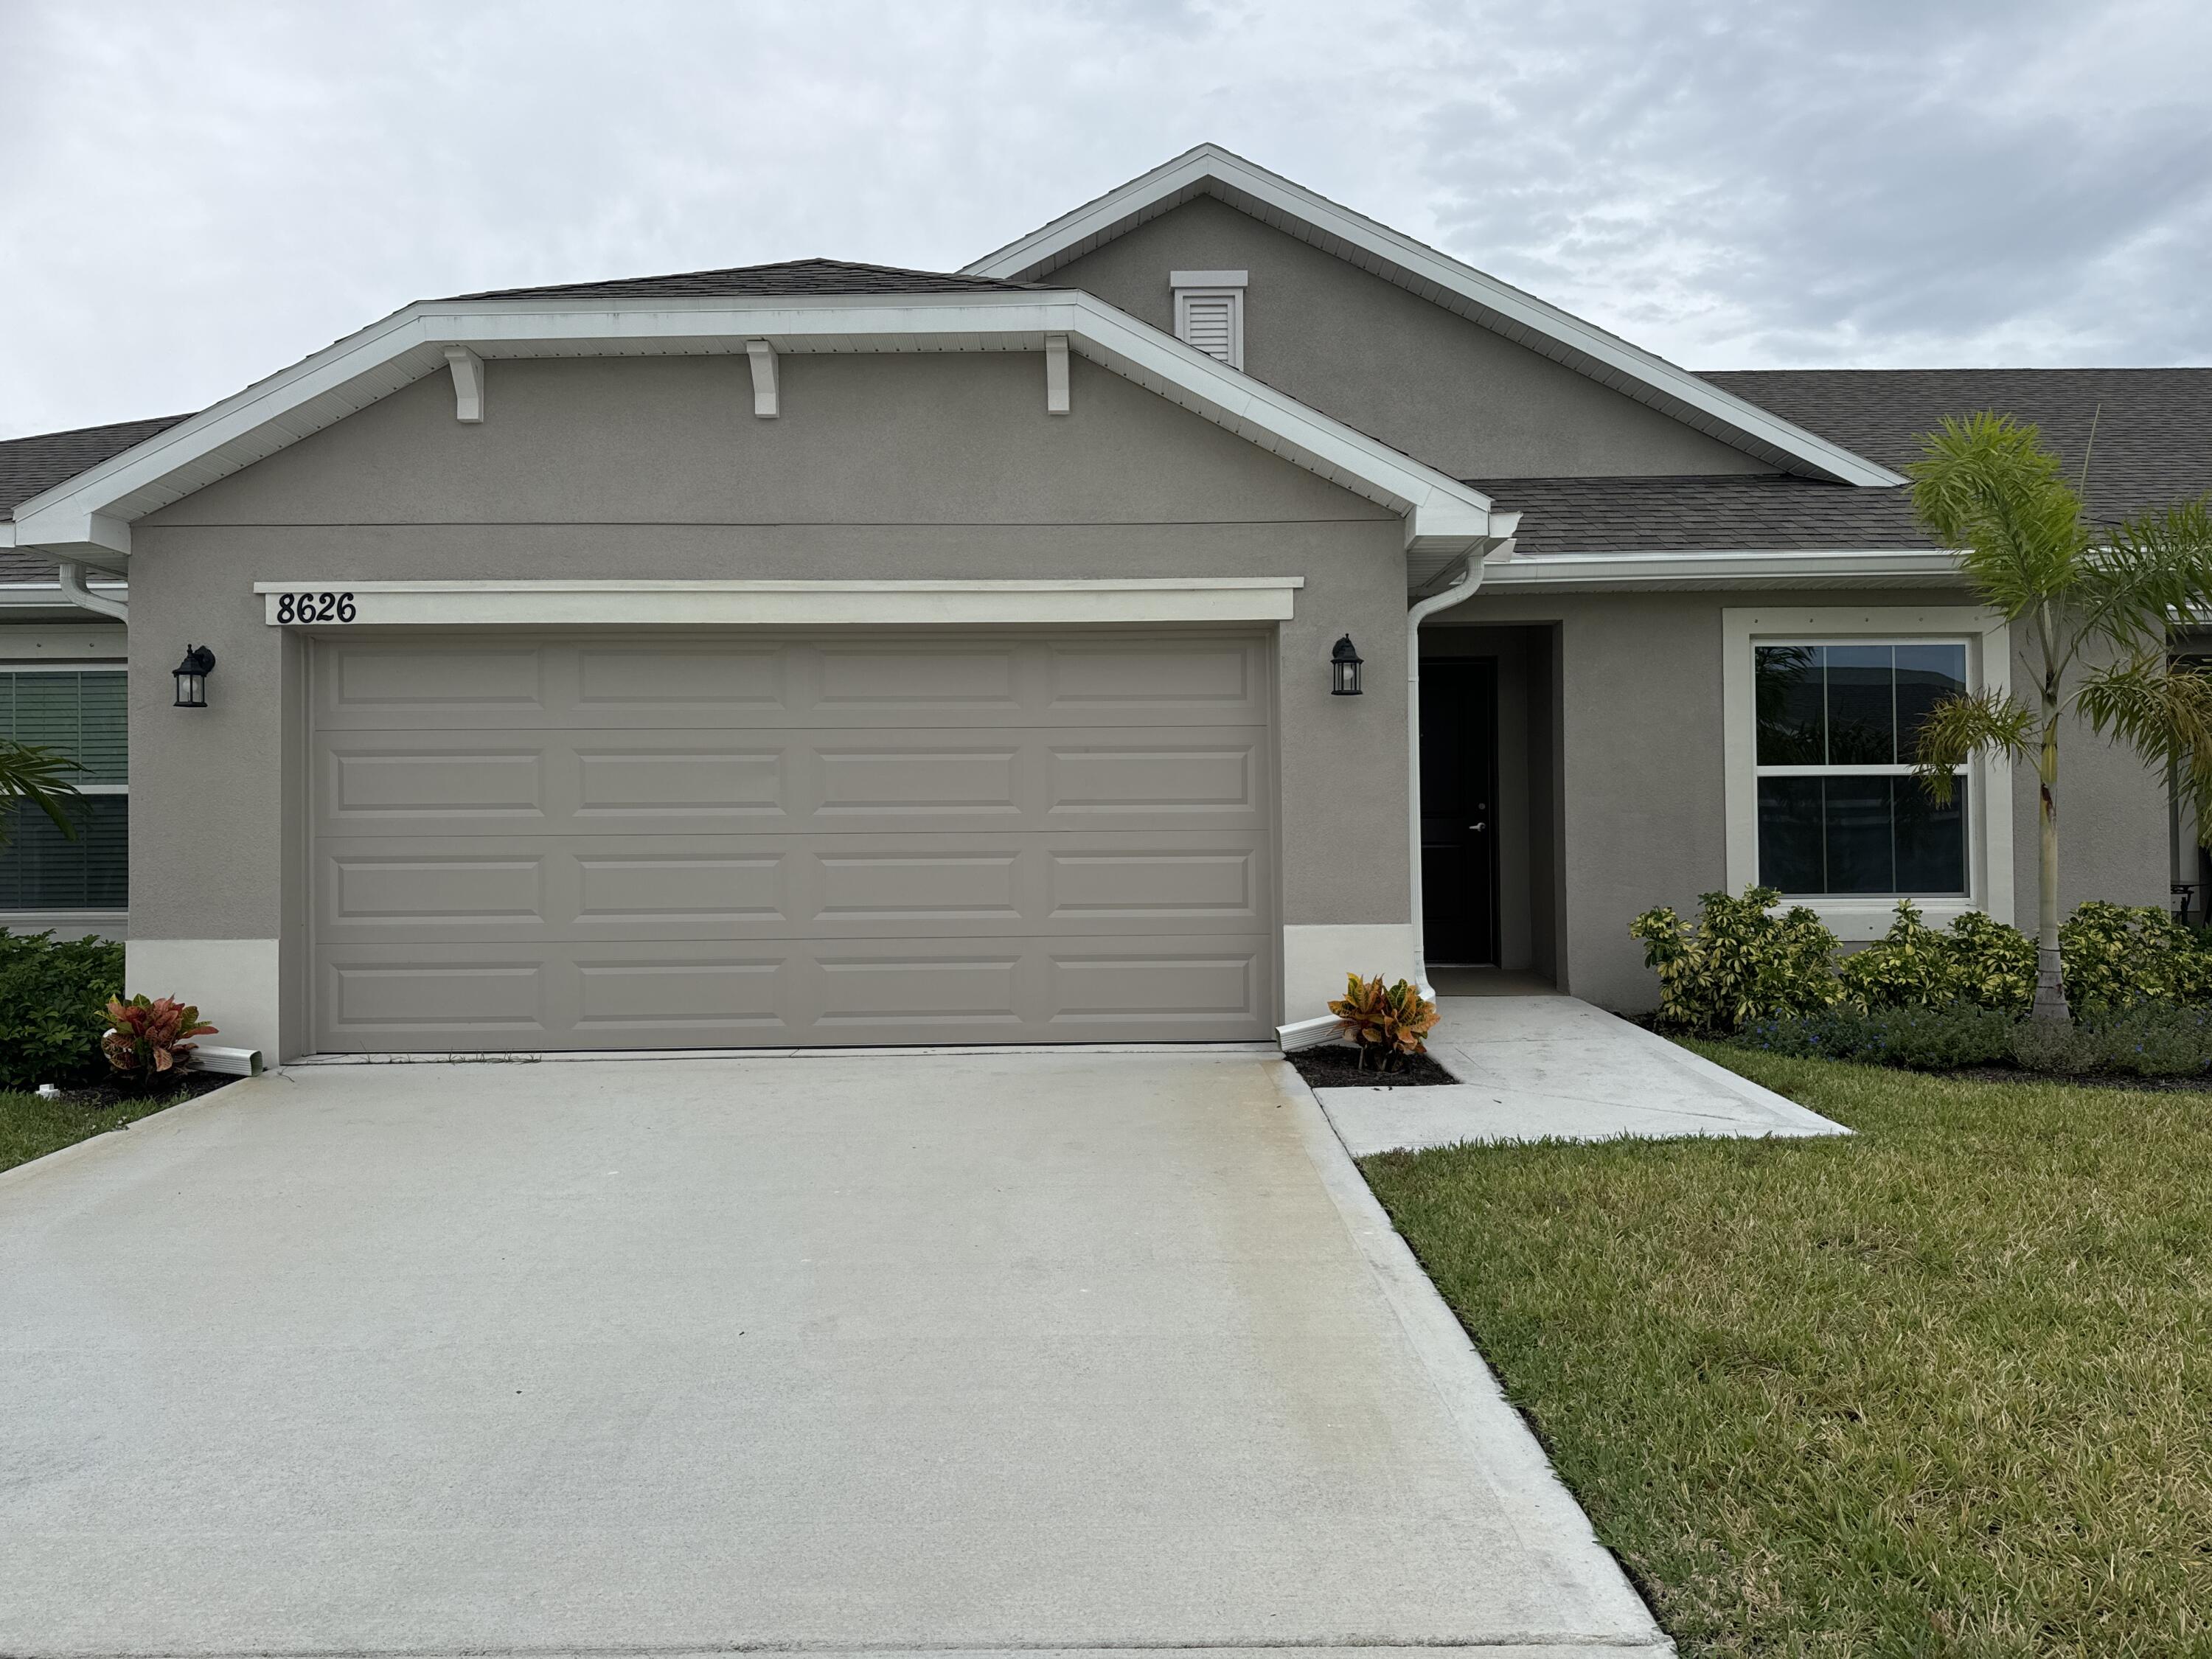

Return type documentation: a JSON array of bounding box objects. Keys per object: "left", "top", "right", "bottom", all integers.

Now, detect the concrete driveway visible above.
[{"left": 1, "top": 1051, "right": 1666, "bottom": 1658}]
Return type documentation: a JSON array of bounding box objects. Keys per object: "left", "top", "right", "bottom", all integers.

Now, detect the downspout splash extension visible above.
[
  {"left": 57, "top": 560, "right": 127, "bottom": 622},
  {"left": 1406, "top": 546, "right": 1506, "bottom": 1001}
]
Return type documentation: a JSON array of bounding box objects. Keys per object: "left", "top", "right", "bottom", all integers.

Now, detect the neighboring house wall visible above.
[
  {"left": 1439, "top": 587, "right": 2171, "bottom": 1011},
  {"left": 1048, "top": 194, "right": 1773, "bottom": 481},
  {"left": 125, "top": 350, "right": 1414, "bottom": 1054}
]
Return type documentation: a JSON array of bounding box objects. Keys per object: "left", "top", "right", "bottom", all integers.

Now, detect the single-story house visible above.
[{"left": 2, "top": 145, "right": 2206, "bottom": 1060}]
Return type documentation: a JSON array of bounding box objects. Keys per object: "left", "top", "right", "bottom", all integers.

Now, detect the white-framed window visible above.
[
  {"left": 1722, "top": 607, "right": 2012, "bottom": 940},
  {"left": 1171, "top": 269, "right": 1246, "bottom": 369},
  {"left": 0, "top": 665, "right": 128, "bottom": 914}
]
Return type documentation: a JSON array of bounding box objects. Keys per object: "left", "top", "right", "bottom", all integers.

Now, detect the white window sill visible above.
[{"left": 0, "top": 909, "right": 128, "bottom": 940}]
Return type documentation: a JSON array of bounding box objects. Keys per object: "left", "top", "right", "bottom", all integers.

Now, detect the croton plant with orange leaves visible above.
[{"left": 97, "top": 994, "right": 218, "bottom": 1082}]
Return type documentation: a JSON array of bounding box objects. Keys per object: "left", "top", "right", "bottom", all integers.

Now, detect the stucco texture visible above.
[
  {"left": 126, "top": 352, "right": 1413, "bottom": 981},
  {"left": 1049, "top": 194, "right": 1771, "bottom": 482}
]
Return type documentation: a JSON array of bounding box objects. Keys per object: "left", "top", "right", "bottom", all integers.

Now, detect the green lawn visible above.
[
  {"left": 1361, "top": 1046, "right": 2212, "bottom": 1658},
  {"left": 0, "top": 1088, "right": 190, "bottom": 1176}
]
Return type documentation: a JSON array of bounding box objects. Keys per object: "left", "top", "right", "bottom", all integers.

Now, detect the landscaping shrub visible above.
[
  {"left": 2008, "top": 1015, "right": 2093, "bottom": 1076},
  {"left": 2073, "top": 1001, "right": 2212, "bottom": 1077},
  {"left": 1630, "top": 886, "right": 1843, "bottom": 1034},
  {"left": 1836, "top": 900, "right": 1958, "bottom": 1010},
  {"left": 1326, "top": 973, "right": 1439, "bottom": 1071},
  {"left": 2057, "top": 901, "right": 2212, "bottom": 1016},
  {"left": 1734, "top": 1001, "right": 2017, "bottom": 1069},
  {"left": 97, "top": 994, "right": 218, "bottom": 1088},
  {"left": 1944, "top": 908, "right": 2038, "bottom": 1014},
  {"left": 0, "top": 931, "right": 125, "bottom": 1091}
]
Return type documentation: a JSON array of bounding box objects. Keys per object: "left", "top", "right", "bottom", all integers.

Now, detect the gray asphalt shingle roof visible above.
[
  {"left": 1, "top": 414, "right": 189, "bottom": 517},
  {"left": 1, "top": 415, "right": 190, "bottom": 585},
  {"left": 1481, "top": 368, "right": 2212, "bottom": 555},
  {"left": 445, "top": 257, "right": 1037, "bottom": 304},
  {"left": 1470, "top": 474, "right": 1934, "bottom": 556},
  {"left": 1705, "top": 368, "right": 2212, "bottom": 527}
]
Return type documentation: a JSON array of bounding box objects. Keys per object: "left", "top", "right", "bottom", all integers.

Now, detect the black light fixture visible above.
[
  {"left": 172, "top": 644, "right": 216, "bottom": 709},
  {"left": 1329, "top": 633, "right": 1363, "bottom": 696}
]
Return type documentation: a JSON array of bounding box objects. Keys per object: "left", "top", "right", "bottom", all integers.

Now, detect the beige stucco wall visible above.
[
  {"left": 125, "top": 349, "right": 1416, "bottom": 1051},
  {"left": 1437, "top": 587, "right": 2171, "bottom": 1011},
  {"left": 1048, "top": 194, "right": 1773, "bottom": 482}
]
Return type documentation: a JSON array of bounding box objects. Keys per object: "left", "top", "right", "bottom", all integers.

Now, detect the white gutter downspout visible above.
[
  {"left": 56, "top": 560, "right": 128, "bottom": 622},
  {"left": 1406, "top": 543, "right": 1508, "bottom": 1001}
]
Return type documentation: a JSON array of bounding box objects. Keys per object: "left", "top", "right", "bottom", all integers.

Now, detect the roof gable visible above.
[
  {"left": 964, "top": 145, "right": 1903, "bottom": 489},
  {"left": 5, "top": 277, "right": 1511, "bottom": 585}
]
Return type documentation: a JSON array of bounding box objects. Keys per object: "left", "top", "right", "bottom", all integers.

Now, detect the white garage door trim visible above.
[{"left": 257, "top": 577, "right": 1304, "bottom": 628}]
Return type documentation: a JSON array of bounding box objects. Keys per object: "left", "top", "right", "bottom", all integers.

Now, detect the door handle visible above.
[{"left": 1469, "top": 821, "right": 1486, "bottom": 832}]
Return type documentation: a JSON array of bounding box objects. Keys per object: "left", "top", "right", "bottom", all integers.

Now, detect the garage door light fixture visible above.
[
  {"left": 173, "top": 644, "right": 217, "bottom": 709},
  {"left": 1330, "top": 634, "right": 1363, "bottom": 696}
]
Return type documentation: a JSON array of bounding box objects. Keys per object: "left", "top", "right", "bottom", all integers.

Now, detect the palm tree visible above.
[
  {"left": 0, "top": 740, "right": 80, "bottom": 846},
  {"left": 1911, "top": 411, "right": 2212, "bottom": 1023}
]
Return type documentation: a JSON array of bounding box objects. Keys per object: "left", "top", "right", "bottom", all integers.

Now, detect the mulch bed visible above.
[
  {"left": 40, "top": 1070, "right": 238, "bottom": 1110},
  {"left": 1288, "top": 1043, "right": 1460, "bottom": 1089}
]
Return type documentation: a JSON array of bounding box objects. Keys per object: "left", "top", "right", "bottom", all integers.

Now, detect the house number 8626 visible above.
[{"left": 275, "top": 592, "right": 357, "bottom": 624}]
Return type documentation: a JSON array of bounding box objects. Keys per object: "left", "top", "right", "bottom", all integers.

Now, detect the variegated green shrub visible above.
[
  {"left": 1630, "top": 886, "right": 1843, "bottom": 1034},
  {"left": 1837, "top": 900, "right": 1958, "bottom": 1011}
]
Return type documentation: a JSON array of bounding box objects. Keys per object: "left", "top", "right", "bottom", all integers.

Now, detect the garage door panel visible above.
[
  {"left": 575, "top": 644, "right": 787, "bottom": 711},
  {"left": 324, "top": 956, "right": 552, "bottom": 1041},
  {"left": 315, "top": 832, "right": 1270, "bottom": 944},
  {"left": 1046, "top": 946, "right": 1265, "bottom": 1027},
  {"left": 314, "top": 635, "right": 1272, "bottom": 731},
  {"left": 319, "top": 727, "right": 1269, "bottom": 837},
  {"left": 573, "top": 748, "right": 787, "bottom": 820},
  {"left": 815, "top": 641, "right": 1023, "bottom": 710},
  {"left": 574, "top": 853, "right": 785, "bottom": 923},
  {"left": 310, "top": 630, "right": 1276, "bottom": 1050},
  {"left": 316, "top": 932, "right": 1267, "bottom": 1050},
  {"left": 325, "top": 747, "right": 551, "bottom": 824},
  {"left": 324, "top": 642, "right": 547, "bottom": 717},
  {"left": 1044, "top": 637, "right": 1260, "bottom": 715}
]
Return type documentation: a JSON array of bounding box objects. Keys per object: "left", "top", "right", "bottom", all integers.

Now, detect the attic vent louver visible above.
[{"left": 1171, "top": 270, "right": 1246, "bottom": 370}]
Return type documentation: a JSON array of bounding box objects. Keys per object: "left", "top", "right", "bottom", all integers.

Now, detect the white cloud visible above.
[{"left": 2, "top": 0, "right": 2207, "bottom": 435}]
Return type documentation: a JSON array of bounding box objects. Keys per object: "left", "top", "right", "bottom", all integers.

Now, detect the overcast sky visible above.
[{"left": 4, "top": 0, "right": 2208, "bottom": 438}]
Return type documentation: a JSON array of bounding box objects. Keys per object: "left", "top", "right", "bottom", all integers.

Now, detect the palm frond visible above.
[
  {"left": 0, "top": 740, "right": 83, "bottom": 847},
  {"left": 1912, "top": 689, "right": 2036, "bottom": 805},
  {"left": 1907, "top": 412, "right": 2091, "bottom": 617},
  {"left": 2072, "top": 496, "right": 2212, "bottom": 650},
  {"left": 2076, "top": 655, "right": 2212, "bottom": 835}
]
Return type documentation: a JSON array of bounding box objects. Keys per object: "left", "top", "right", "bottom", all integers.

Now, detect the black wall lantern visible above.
[
  {"left": 1329, "top": 633, "right": 1363, "bottom": 696},
  {"left": 172, "top": 644, "right": 216, "bottom": 709}
]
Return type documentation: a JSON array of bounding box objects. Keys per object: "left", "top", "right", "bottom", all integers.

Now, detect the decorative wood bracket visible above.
[
  {"left": 442, "top": 347, "right": 485, "bottom": 422},
  {"left": 747, "top": 339, "right": 779, "bottom": 417},
  {"left": 1045, "top": 333, "right": 1070, "bottom": 414}
]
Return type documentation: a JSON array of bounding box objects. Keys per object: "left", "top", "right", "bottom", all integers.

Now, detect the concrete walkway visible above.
[
  {"left": 1319, "top": 995, "right": 1849, "bottom": 1155},
  {"left": 1, "top": 1051, "right": 1667, "bottom": 1658}
]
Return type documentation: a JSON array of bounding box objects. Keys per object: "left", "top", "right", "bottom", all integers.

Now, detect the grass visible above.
[
  {"left": 1360, "top": 1045, "right": 2212, "bottom": 1658},
  {"left": 0, "top": 1086, "right": 190, "bottom": 1175}
]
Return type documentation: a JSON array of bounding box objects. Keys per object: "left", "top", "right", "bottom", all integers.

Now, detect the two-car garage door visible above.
[{"left": 310, "top": 630, "right": 1276, "bottom": 1051}]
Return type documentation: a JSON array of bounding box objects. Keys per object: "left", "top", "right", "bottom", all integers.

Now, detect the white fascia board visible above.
[
  {"left": 1477, "top": 547, "right": 1966, "bottom": 590},
  {"left": 964, "top": 145, "right": 1903, "bottom": 489},
  {"left": 11, "top": 288, "right": 1501, "bottom": 565}
]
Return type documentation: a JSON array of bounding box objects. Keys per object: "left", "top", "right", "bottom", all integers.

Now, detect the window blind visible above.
[{"left": 0, "top": 669, "right": 129, "bottom": 910}]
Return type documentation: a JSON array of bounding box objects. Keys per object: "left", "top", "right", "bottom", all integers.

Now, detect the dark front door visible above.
[{"left": 1419, "top": 658, "right": 1498, "bottom": 965}]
